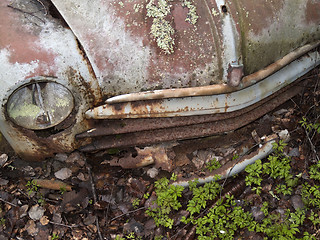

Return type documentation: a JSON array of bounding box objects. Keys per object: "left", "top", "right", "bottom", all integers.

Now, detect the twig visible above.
[
  {"left": 49, "top": 221, "right": 78, "bottom": 229},
  {"left": 184, "top": 180, "right": 246, "bottom": 239},
  {"left": 0, "top": 197, "right": 18, "bottom": 208},
  {"left": 110, "top": 207, "right": 146, "bottom": 222},
  {"left": 140, "top": 184, "right": 154, "bottom": 206},
  {"left": 86, "top": 161, "right": 103, "bottom": 240},
  {"left": 185, "top": 225, "right": 196, "bottom": 240},
  {"left": 304, "top": 128, "right": 320, "bottom": 162}
]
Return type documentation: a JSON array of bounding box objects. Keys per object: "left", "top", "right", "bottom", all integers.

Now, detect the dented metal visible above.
[{"left": 0, "top": 0, "right": 319, "bottom": 160}]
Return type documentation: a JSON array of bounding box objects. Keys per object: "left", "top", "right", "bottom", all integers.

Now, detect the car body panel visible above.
[
  {"left": 0, "top": 0, "right": 101, "bottom": 160},
  {"left": 51, "top": 0, "right": 320, "bottom": 96},
  {"left": 0, "top": 0, "right": 319, "bottom": 160}
]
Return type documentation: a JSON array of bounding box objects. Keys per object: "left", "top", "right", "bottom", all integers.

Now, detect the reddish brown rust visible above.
[
  {"left": 78, "top": 72, "right": 307, "bottom": 139},
  {"left": 79, "top": 78, "right": 306, "bottom": 152},
  {"left": 227, "top": 64, "right": 244, "bottom": 87}
]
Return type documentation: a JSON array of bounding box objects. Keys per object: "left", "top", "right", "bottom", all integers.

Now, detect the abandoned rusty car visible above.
[{"left": 0, "top": 0, "right": 319, "bottom": 163}]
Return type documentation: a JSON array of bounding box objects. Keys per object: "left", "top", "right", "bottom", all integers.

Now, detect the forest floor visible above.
[{"left": 0, "top": 70, "right": 319, "bottom": 240}]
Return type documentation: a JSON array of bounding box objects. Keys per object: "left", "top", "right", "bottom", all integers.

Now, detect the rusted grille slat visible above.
[{"left": 79, "top": 81, "right": 304, "bottom": 152}]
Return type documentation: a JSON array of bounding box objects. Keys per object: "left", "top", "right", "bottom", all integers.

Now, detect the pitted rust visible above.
[{"left": 79, "top": 78, "right": 306, "bottom": 152}]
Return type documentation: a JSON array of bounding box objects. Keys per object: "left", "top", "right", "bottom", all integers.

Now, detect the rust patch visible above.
[
  {"left": 79, "top": 76, "right": 307, "bottom": 152},
  {"left": 305, "top": 1, "right": 320, "bottom": 24},
  {"left": 227, "top": 64, "right": 244, "bottom": 87}
]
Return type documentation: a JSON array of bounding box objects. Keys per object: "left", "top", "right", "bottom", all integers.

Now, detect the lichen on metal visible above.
[
  {"left": 181, "top": 0, "right": 199, "bottom": 25},
  {"left": 146, "top": 0, "right": 199, "bottom": 54}
]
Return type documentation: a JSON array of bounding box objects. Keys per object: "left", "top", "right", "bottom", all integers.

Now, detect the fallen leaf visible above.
[
  {"left": 40, "top": 215, "right": 49, "bottom": 226},
  {"left": 0, "top": 154, "right": 8, "bottom": 167},
  {"left": 28, "top": 204, "right": 45, "bottom": 221},
  {"left": 54, "top": 168, "right": 72, "bottom": 180}
]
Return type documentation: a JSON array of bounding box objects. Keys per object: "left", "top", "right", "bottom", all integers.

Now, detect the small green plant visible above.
[
  {"left": 302, "top": 231, "right": 317, "bottom": 240},
  {"left": 300, "top": 117, "right": 320, "bottom": 133},
  {"left": 88, "top": 199, "right": 93, "bottom": 205},
  {"left": 132, "top": 198, "right": 140, "bottom": 209},
  {"left": 38, "top": 195, "right": 46, "bottom": 206},
  {"left": 0, "top": 217, "right": 5, "bottom": 226},
  {"left": 182, "top": 194, "right": 255, "bottom": 239},
  {"left": 261, "top": 201, "right": 269, "bottom": 216},
  {"left": 206, "top": 158, "right": 222, "bottom": 172},
  {"left": 245, "top": 159, "right": 263, "bottom": 195},
  {"left": 275, "top": 184, "right": 293, "bottom": 196},
  {"left": 59, "top": 186, "right": 67, "bottom": 195},
  {"left": 263, "top": 141, "right": 292, "bottom": 180},
  {"left": 117, "top": 232, "right": 142, "bottom": 240},
  {"left": 26, "top": 179, "right": 46, "bottom": 205},
  {"left": 301, "top": 183, "right": 320, "bottom": 208},
  {"left": 154, "top": 235, "right": 164, "bottom": 240},
  {"left": 309, "top": 161, "right": 320, "bottom": 181},
  {"left": 170, "top": 173, "right": 178, "bottom": 181},
  {"left": 26, "top": 179, "right": 39, "bottom": 195},
  {"left": 143, "top": 192, "right": 150, "bottom": 199},
  {"left": 308, "top": 210, "right": 320, "bottom": 227},
  {"left": 51, "top": 233, "right": 59, "bottom": 240},
  {"left": 289, "top": 208, "right": 306, "bottom": 225},
  {"left": 186, "top": 177, "right": 221, "bottom": 215},
  {"left": 146, "top": 176, "right": 184, "bottom": 229}
]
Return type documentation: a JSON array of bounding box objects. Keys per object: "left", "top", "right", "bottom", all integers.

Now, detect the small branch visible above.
[
  {"left": 110, "top": 207, "right": 146, "bottom": 222},
  {"left": 305, "top": 129, "right": 320, "bottom": 162},
  {"left": 185, "top": 225, "right": 196, "bottom": 240},
  {"left": 49, "top": 221, "right": 78, "bottom": 229},
  {"left": 86, "top": 160, "right": 103, "bottom": 240},
  {"left": 0, "top": 197, "right": 18, "bottom": 208}
]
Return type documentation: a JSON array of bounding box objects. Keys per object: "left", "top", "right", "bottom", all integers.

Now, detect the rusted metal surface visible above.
[
  {"left": 51, "top": 0, "right": 320, "bottom": 96},
  {"left": 86, "top": 50, "right": 320, "bottom": 119},
  {"left": 0, "top": 0, "right": 102, "bottom": 160},
  {"left": 77, "top": 71, "right": 301, "bottom": 138},
  {"left": 106, "top": 41, "right": 320, "bottom": 103},
  {"left": 0, "top": 0, "right": 319, "bottom": 160},
  {"left": 79, "top": 78, "right": 306, "bottom": 152}
]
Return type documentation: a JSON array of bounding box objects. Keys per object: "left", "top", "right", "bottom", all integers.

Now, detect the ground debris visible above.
[
  {"left": 0, "top": 77, "right": 319, "bottom": 239},
  {"left": 54, "top": 167, "right": 72, "bottom": 180}
]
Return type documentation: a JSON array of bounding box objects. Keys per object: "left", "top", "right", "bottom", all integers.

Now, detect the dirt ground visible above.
[{"left": 0, "top": 70, "right": 319, "bottom": 240}]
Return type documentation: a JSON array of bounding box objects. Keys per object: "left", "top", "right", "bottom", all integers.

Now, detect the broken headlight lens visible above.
[{"left": 7, "top": 81, "right": 74, "bottom": 130}]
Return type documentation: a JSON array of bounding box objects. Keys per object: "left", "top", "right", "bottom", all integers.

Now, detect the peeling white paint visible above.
[
  {"left": 0, "top": 48, "right": 39, "bottom": 93},
  {"left": 215, "top": 0, "right": 241, "bottom": 80},
  {"left": 51, "top": 0, "right": 151, "bottom": 95},
  {"left": 37, "top": 22, "right": 97, "bottom": 85}
]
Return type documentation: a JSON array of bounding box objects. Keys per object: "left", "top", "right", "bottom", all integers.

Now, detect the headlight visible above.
[{"left": 7, "top": 81, "right": 74, "bottom": 130}]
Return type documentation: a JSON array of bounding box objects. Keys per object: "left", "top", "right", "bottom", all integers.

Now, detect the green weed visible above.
[
  {"left": 206, "top": 158, "right": 222, "bottom": 172},
  {"left": 146, "top": 175, "right": 184, "bottom": 229},
  {"left": 26, "top": 179, "right": 39, "bottom": 195}
]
